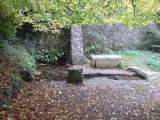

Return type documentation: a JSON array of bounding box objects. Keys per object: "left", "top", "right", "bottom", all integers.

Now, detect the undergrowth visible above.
[
  {"left": 146, "top": 55, "right": 160, "bottom": 71},
  {"left": 3, "top": 44, "right": 35, "bottom": 69},
  {"left": 34, "top": 48, "right": 70, "bottom": 64},
  {"left": 0, "top": 40, "right": 35, "bottom": 69},
  {"left": 118, "top": 49, "right": 155, "bottom": 70}
]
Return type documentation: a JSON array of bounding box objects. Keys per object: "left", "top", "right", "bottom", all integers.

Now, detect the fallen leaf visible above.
[{"left": 58, "top": 91, "right": 62, "bottom": 94}]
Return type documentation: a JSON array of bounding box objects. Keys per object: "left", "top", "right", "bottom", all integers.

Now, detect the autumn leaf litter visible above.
[{"left": 0, "top": 64, "right": 160, "bottom": 120}]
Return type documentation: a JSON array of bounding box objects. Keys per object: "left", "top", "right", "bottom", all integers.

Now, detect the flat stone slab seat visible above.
[
  {"left": 151, "top": 45, "right": 160, "bottom": 52},
  {"left": 151, "top": 45, "right": 160, "bottom": 48},
  {"left": 91, "top": 55, "right": 123, "bottom": 68},
  {"left": 67, "top": 68, "right": 83, "bottom": 83},
  {"left": 128, "top": 66, "right": 160, "bottom": 80}
]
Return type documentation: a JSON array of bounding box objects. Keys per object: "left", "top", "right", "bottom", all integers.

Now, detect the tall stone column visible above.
[{"left": 70, "top": 25, "right": 84, "bottom": 65}]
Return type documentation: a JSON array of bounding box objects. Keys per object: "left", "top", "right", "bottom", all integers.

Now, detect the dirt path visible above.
[{"left": 0, "top": 64, "right": 160, "bottom": 120}]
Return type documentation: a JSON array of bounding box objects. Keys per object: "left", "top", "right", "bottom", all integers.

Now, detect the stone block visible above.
[
  {"left": 96, "top": 60, "right": 120, "bottom": 68},
  {"left": 19, "top": 70, "right": 35, "bottom": 82},
  {"left": 67, "top": 68, "right": 83, "bottom": 83},
  {"left": 91, "top": 55, "right": 123, "bottom": 68}
]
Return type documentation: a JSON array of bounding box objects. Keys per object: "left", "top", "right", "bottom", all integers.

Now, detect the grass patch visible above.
[
  {"left": 146, "top": 55, "right": 160, "bottom": 71},
  {"left": 117, "top": 50, "right": 159, "bottom": 71}
]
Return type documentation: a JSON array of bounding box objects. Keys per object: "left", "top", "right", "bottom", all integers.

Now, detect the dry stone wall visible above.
[
  {"left": 36, "top": 29, "right": 70, "bottom": 51},
  {"left": 82, "top": 23, "right": 159, "bottom": 50}
]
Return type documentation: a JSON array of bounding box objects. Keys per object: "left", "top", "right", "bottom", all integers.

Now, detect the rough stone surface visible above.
[
  {"left": 128, "top": 66, "right": 159, "bottom": 80},
  {"left": 70, "top": 25, "right": 84, "bottom": 65},
  {"left": 0, "top": 85, "right": 13, "bottom": 108},
  {"left": 67, "top": 68, "right": 83, "bottom": 83},
  {"left": 19, "top": 70, "right": 35, "bottom": 82},
  {"left": 36, "top": 29, "right": 70, "bottom": 52},
  {"left": 82, "top": 23, "right": 159, "bottom": 50},
  {"left": 0, "top": 79, "right": 22, "bottom": 109}
]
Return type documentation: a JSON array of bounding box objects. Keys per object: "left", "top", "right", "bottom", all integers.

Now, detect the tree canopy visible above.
[{"left": 0, "top": 0, "right": 160, "bottom": 39}]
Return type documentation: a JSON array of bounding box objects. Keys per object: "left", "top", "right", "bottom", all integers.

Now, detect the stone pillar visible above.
[
  {"left": 70, "top": 25, "right": 84, "bottom": 65},
  {"left": 67, "top": 68, "right": 83, "bottom": 83}
]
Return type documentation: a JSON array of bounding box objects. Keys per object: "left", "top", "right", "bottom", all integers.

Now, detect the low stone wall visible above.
[
  {"left": 0, "top": 70, "right": 36, "bottom": 109},
  {"left": 0, "top": 79, "right": 22, "bottom": 109},
  {"left": 36, "top": 29, "right": 70, "bottom": 52}
]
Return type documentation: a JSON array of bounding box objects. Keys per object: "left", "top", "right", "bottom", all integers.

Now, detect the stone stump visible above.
[
  {"left": 19, "top": 70, "right": 35, "bottom": 82},
  {"left": 67, "top": 68, "right": 83, "bottom": 83}
]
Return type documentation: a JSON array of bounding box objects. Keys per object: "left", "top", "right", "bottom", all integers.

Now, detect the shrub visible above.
[
  {"left": 141, "top": 29, "right": 160, "bottom": 50},
  {"left": 85, "top": 42, "right": 102, "bottom": 57},
  {"left": 122, "top": 49, "right": 140, "bottom": 56},
  {"left": 85, "top": 32, "right": 107, "bottom": 48},
  {"left": 0, "top": 21, "right": 16, "bottom": 40},
  {"left": 1, "top": 41, "right": 35, "bottom": 69},
  {"left": 118, "top": 62, "right": 125, "bottom": 69},
  {"left": 146, "top": 55, "right": 160, "bottom": 71},
  {"left": 114, "top": 42, "right": 124, "bottom": 51},
  {"left": 35, "top": 48, "right": 69, "bottom": 64}
]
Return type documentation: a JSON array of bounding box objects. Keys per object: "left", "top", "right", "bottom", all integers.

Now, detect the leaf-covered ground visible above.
[{"left": 0, "top": 65, "right": 160, "bottom": 120}]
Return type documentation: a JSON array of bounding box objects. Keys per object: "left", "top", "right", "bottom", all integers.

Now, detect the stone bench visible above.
[
  {"left": 151, "top": 45, "right": 160, "bottom": 52},
  {"left": 91, "top": 55, "right": 123, "bottom": 68}
]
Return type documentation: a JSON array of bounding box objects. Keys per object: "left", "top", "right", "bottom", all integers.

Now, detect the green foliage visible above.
[
  {"left": 111, "top": 0, "right": 160, "bottom": 27},
  {"left": 118, "top": 49, "right": 160, "bottom": 71},
  {"left": 0, "top": 0, "right": 159, "bottom": 43},
  {"left": 0, "top": 40, "right": 7, "bottom": 52},
  {"left": 114, "top": 43, "right": 124, "bottom": 51},
  {"left": 85, "top": 31, "right": 108, "bottom": 57},
  {"left": 85, "top": 31, "right": 107, "bottom": 50},
  {"left": 1, "top": 0, "right": 160, "bottom": 38},
  {"left": 0, "top": 0, "right": 159, "bottom": 42},
  {"left": 104, "top": 48, "right": 115, "bottom": 55},
  {"left": 0, "top": 0, "right": 21, "bottom": 39},
  {"left": 146, "top": 55, "right": 160, "bottom": 71},
  {"left": 0, "top": 22, "right": 16, "bottom": 40},
  {"left": 118, "top": 50, "right": 153, "bottom": 69},
  {"left": 85, "top": 43, "right": 114, "bottom": 58},
  {"left": 85, "top": 42, "right": 102, "bottom": 57},
  {"left": 118, "top": 62, "right": 125, "bottom": 69},
  {"left": 141, "top": 30, "right": 160, "bottom": 50},
  {"left": 1, "top": 41, "right": 35, "bottom": 68},
  {"left": 122, "top": 49, "right": 140, "bottom": 56},
  {"left": 35, "top": 48, "right": 68, "bottom": 64}
]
